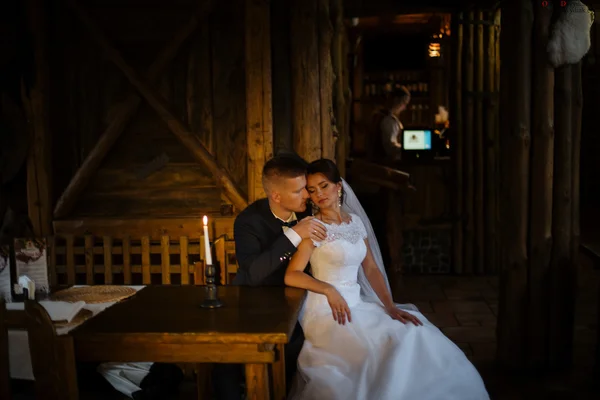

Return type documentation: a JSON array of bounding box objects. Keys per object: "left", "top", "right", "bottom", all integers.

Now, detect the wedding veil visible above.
[{"left": 341, "top": 179, "right": 417, "bottom": 311}]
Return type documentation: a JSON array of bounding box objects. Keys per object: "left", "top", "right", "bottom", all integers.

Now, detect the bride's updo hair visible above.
[{"left": 307, "top": 158, "right": 345, "bottom": 203}]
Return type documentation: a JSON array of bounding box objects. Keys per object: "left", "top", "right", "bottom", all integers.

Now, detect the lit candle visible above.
[{"left": 202, "top": 215, "right": 212, "bottom": 265}]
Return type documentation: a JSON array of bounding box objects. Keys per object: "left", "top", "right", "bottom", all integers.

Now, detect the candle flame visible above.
[{"left": 203, "top": 215, "right": 208, "bottom": 226}]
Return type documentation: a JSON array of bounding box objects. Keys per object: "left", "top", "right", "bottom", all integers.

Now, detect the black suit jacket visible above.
[{"left": 232, "top": 198, "right": 311, "bottom": 286}]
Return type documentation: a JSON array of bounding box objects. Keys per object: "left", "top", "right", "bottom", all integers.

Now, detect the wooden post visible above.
[
  {"left": 484, "top": 10, "right": 498, "bottom": 275},
  {"left": 24, "top": 0, "right": 52, "bottom": 236},
  {"left": 463, "top": 11, "right": 474, "bottom": 274},
  {"left": 452, "top": 13, "right": 464, "bottom": 274},
  {"left": 331, "top": 0, "right": 347, "bottom": 176},
  {"left": 290, "top": 0, "right": 321, "bottom": 162},
  {"left": 271, "top": 0, "right": 293, "bottom": 154},
  {"left": 245, "top": 0, "right": 274, "bottom": 203},
  {"left": 527, "top": 0, "right": 554, "bottom": 368},
  {"left": 571, "top": 62, "right": 582, "bottom": 283},
  {"left": 474, "top": 11, "right": 485, "bottom": 274},
  {"left": 318, "top": 0, "right": 335, "bottom": 160},
  {"left": 497, "top": 0, "right": 533, "bottom": 369},
  {"left": 548, "top": 64, "right": 574, "bottom": 368}
]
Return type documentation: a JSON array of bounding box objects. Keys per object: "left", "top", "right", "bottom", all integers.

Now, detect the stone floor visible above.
[{"left": 389, "top": 254, "right": 599, "bottom": 399}]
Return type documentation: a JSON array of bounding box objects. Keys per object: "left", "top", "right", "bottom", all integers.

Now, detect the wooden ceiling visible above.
[
  {"left": 344, "top": 0, "right": 496, "bottom": 17},
  {"left": 347, "top": 13, "right": 450, "bottom": 35}
]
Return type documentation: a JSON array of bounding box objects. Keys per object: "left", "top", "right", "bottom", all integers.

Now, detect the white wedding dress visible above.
[{"left": 290, "top": 213, "right": 489, "bottom": 400}]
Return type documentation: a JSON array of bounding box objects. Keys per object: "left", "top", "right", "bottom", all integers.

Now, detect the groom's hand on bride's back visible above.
[{"left": 292, "top": 217, "right": 327, "bottom": 241}]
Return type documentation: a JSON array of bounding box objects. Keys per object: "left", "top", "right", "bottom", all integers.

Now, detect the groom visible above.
[{"left": 212, "top": 154, "right": 327, "bottom": 399}]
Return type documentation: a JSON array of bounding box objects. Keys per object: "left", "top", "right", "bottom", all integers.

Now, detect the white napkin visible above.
[
  {"left": 38, "top": 300, "right": 85, "bottom": 323},
  {"left": 14, "top": 275, "right": 35, "bottom": 299}
]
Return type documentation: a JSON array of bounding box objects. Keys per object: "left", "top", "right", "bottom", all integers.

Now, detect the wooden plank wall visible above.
[{"left": 48, "top": 0, "right": 247, "bottom": 218}]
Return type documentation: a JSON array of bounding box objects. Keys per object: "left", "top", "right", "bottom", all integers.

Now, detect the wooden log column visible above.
[
  {"left": 290, "top": 0, "right": 321, "bottom": 162},
  {"left": 271, "top": 0, "right": 293, "bottom": 154},
  {"left": 290, "top": 0, "right": 336, "bottom": 162},
  {"left": 331, "top": 0, "right": 348, "bottom": 176},
  {"left": 452, "top": 13, "right": 464, "bottom": 273},
  {"left": 484, "top": 10, "right": 499, "bottom": 275},
  {"left": 497, "top": 0, "right": 583, "bottom": 370},
  {"left": 463, "top": 11, "right": 475, "bottom": 274},
  {"left": 24, "top": 0, "right": 52, "bottom": 236},
  {"left": 497, "top": 0, "right": 532, "bottom": 368},
  {"left": 526, "top": 0, "right": 554, "bottom": 368},
  {"left": 318, "top": 0, "right": 335, "bottom": 161},
  {"left": 246, "top": 0, "right": 274, "bottom": 203}
]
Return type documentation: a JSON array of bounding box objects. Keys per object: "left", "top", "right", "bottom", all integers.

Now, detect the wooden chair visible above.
[
  {"left": 0, "top": 298, "right": 11, "bottom": 400},
  {"left": 24, "top": 300, "right": 79, "bottom": 400}
]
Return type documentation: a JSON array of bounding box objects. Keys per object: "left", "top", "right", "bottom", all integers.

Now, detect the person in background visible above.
[{"left": 370, "top": 86, "right": 411, "bottom": 162}]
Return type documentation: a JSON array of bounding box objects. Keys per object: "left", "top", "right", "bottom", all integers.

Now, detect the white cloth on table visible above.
[
  {"left": 7, "top": 285, "right": 145, "bottom": 381},
  {"left": 38, "top": 300, "right": 85, "bottom": 323},
  {"left": 98, "top": 362, "right": 154, "bottom": 398}
]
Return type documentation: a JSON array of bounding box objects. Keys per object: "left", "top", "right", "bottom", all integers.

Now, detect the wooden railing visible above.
[{"left": 47, "top": 218, "right": 239, "bottom": 286}]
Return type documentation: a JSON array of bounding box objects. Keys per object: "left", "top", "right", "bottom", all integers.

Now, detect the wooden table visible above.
[{"left": 69, "top": 285, "right": 305, "bottom": 399}]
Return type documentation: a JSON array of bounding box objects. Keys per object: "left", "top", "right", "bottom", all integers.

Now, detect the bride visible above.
[{"left": 284, "top": 159, "right": 489, "bottom": 400}]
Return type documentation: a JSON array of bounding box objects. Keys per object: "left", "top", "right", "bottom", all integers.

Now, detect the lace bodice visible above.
[{"left": 301, "top": 214, "right": 368, "bottom": 320}]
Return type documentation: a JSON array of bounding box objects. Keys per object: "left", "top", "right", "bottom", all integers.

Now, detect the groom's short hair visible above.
[{"left": 262, "top": 155, "right": 307, "bottom": 193}]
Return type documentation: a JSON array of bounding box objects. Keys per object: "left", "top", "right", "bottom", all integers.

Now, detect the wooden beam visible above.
[
  {"left": 245, "top": 0, "right": 273, "bottom": 203},
  {"left": 290, "top": 0, "right": 321, "bottom": 162},
  {"left": 331, "top": 0, "right": 348, "bottom": 176},
  {"left": 186, "top": 23, "right": 214, "bottom": 154},
  {"left": 318, "top": 0, "right": 335, "bottom": 160},
  {"left": 24, "top": 0, "right": 52, "bottom": 236},
  {"left": 66, "top": 0, "right": 248, "bottom": 211},
  {"left": 271, "top": 0, "right": 293, "bottom": 154},
  {"left": 53, "top": 1, "right": 214, "bottom": 219}
]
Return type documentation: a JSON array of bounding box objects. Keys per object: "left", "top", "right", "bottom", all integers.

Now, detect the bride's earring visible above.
[
  {"left": 311, "top": 201, "right": 318, "bottom": 215},
  {"left": 338, "top": 188, "right": 342, "bottom": 208}
]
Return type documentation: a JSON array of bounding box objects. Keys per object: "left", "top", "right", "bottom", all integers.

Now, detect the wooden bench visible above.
[{"left": 49, "top": 218, "right": 238, "bottom": 286}]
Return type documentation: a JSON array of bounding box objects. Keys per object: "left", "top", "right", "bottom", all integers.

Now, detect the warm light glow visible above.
[
  {"left": 203, "top": 215, "right": 208, "bottom": 226},
  {"left": 428, "top": 43, "right": 441, "bottom": 57}
]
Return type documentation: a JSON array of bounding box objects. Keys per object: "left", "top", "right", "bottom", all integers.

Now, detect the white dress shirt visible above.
[{"left": 272, "top": 211, "right": 302, "bottom": 247}]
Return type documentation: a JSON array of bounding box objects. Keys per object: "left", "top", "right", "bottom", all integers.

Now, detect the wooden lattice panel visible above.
[
  {"left": 48, "top": 235, "right": 213, "bottom": 286},
  {"left": 49, "top": 218, "right": 238, "bottom": 286},
  {"left": 214, "top": 236, "right": 238, "bottom": 284}
]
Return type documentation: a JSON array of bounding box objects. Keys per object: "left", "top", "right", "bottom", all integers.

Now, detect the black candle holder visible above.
[{"left": 200, "top": 262, "right": 223, "bottom": 308}]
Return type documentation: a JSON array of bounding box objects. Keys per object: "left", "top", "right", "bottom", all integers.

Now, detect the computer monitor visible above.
[{"left": 403, "top": 130, "right": 432, "bottom": 150}]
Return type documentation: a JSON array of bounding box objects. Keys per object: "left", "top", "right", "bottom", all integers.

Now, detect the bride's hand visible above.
[
  {"left": 324, "top": 286, "right": 351, "bottom": 325},
  {"left": 386, "top": 306, "right": 423, "bottom": 326}
]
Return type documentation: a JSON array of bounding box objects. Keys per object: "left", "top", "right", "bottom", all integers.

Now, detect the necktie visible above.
[{"left": 281, "top": 220, "right": 297, "bottom": 228}]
